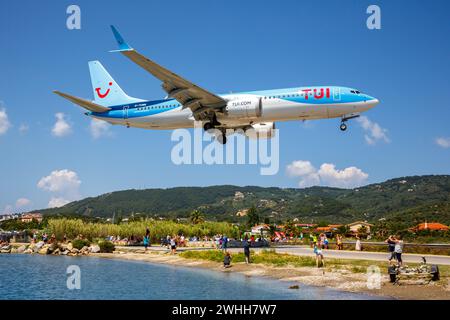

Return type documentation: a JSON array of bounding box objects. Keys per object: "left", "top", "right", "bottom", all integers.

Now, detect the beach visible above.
[{"left": 89, "top": 247, "right": 450, "bottom": 300}]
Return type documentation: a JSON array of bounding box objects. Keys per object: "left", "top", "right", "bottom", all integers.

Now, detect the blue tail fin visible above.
[{"left": 88, "top": 61, "right": 143, "bottom": 107}]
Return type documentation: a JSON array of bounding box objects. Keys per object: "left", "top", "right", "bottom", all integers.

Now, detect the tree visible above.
[
  {"left": 246, "top": 205, "right": 260, "bottom": 228},
  {"left": 357, "top": 225, "right": 368, "bottom": 238},
  {"left": 337, "top": 225, "right": 350, "bottom": 236},
  {"left": 189, "top": 209, "right": 205, "bottom": 225}
]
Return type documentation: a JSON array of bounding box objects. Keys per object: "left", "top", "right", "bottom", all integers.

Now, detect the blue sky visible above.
[{"left": 1, "top": 0, "right": 449, "bottom": 212}]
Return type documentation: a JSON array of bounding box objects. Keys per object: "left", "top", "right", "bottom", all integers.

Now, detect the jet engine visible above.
[{"left": 225, "top": 96, "right": 262, "bottom": 119}]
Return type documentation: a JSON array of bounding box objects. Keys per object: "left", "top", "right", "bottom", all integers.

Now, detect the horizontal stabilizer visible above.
[{"left": 53, "top": 91, "right": 111, "bottom": 113}]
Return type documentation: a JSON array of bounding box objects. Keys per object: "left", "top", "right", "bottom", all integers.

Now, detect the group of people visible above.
[
  {"left": 223, "top": 236, "right": 251, "bottom": 268},
  {"left": 213, "top": 234, "right": 229, "bottom": 251},
  {"left": 385, "top": 234, "right": 404, "bottom": 266}
]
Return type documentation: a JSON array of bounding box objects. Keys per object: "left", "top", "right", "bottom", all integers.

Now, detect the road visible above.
[{"left": 117, "top": 245, "right": 450, "bottom": 266}]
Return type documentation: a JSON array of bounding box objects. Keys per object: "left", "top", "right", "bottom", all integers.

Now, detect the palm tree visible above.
[
  {"left": 189, "top": 209, "right": 204, "bottom": 225},
  {"left": 246, "top": 205, "right": 260, "bottom": 228}
]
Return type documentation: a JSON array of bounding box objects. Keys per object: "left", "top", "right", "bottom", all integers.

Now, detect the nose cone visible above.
[{"left": 365, "top": 95, "right": 379, "bottom": 109}]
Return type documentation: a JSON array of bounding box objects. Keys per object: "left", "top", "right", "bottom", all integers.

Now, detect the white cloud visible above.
[
  {"left": 287, "top": 160, "right": 369, "bottom": 188},
  {"left": 48, "top": 197, "right": 71, "bottom": 208},
  {"left": 90, "top": 118, "right": 112, "bottom": 139},
  {"left": 317, "top": 163, "right": 369, "bottom": 188},
  {"left": 356, "top": 116, "right": 390, "bottom": 145},
  {"left": 286, "top": 160, "right": 320, "bottom": 187},
  {"left": 2, "top": 205, "right": 13, "bottom": 215},
  {"left": 37, "top": 169, "right": 81, "bottom": 208},
  {"left": 52, "top": 113, "right": 72, "bottom": 137},
  {"left": 0, "top": 108, "right": 11, "bottom": 135},
  {"left": 436, "top": 137, "right": 450, "bottom": 149},
  {"left": 19, "top": 123, "right": 29, "bottom": 134},
  {"left": 16, "top": 198, "right": 31, "bottom": 208}
]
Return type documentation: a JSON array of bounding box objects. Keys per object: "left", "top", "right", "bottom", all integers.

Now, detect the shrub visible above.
[
  {"left": 98, "top": 241, "right": 115, "bottom": 253},
  {"left": 72, "top": 239, "right": 91, "bottom": 250}
]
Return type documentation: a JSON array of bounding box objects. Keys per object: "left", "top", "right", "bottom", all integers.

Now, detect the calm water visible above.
[{"left": 0, "top": 254, "right": 380, "bottom": 300}]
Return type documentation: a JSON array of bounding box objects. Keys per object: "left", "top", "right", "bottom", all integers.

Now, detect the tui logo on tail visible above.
[{"left": 95, "top": 82, "right": 112, "bottom": 98}]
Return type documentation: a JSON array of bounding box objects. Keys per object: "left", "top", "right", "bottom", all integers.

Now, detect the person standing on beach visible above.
[
  {"left": 222, "top": 235, "right": 228, "bottom": 252},
  {"left": 143, "top": 234, "right": 150, "bottom": 251},
  {"left": 385, "top": 235, "right": 396, "bottom": 263},
  {"left": 336, "top": 234, "right": 343, "bottom": 250},
  {"left": 170, "top": 236, "right": 177, "bottom": 254},
  {"left": 313, "top": 242, "right": 325, "bottom": 268},
  {"left": 243, "top": 237, "right": 251, "bottom": 264},
  {"left": 394, "top": 235, "right": 404, "bottom": 266},
  {"left": 355, "top": 235, "right": 362, "bottom": 251}
]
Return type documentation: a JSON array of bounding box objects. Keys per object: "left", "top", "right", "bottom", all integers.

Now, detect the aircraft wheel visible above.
[
  {"left": 340, "top": 123, "right": 347, "bottom": 131},
  {"left": 203, "top": 122, "right": 214, "bottom": 131},
  {"left": 217, "top": 133, "right": 227, "bottom": 145}
]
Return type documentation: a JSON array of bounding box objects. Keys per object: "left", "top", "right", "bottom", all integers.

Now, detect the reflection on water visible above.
[{"left": 0, "top": 254, "right": 381, "bottom": 300}]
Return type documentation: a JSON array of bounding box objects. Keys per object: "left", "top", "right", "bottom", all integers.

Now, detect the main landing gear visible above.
[
  {"left": 203, "top": 116, "right": 227, "bottom": 144},
  {"left": 203, "top": 122, "right": 227, "bottom": 145}
]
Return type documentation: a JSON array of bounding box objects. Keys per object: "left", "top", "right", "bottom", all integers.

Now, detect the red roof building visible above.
[{"left": 411, "top": 222, "right": 449, "bottom": 232}]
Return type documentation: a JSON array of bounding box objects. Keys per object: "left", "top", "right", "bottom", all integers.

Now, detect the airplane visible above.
[{"left": 54, "top": 26, "right": 379, "bottom": 144}]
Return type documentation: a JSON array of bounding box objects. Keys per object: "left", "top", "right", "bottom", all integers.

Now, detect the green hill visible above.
[{"left": 35, "top": 175, "right": 450, "bottom": 225}]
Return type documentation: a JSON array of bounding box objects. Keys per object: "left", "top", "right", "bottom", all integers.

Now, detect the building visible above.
[
  {"left": 251, "top": 224, "right": 270, "bottom": 235},
  {"left": 20, "top": 213, "right": 43, "bottom": 223},
  {"left": 315, "top": 224, "right": 343, "bottom": 233},
  {"left": 347, "top": 221, "right": 374, "bottom": 234},
  {"left": 410, "top": 222, "right": 449, "bottom": 232}
]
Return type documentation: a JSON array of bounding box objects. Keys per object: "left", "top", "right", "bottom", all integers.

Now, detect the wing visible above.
[
  {"left": 53, "top": 91, "right": 111, "bottom": 113},
  {"left": 110, "top": 26, "right": 226, "bottom": 121}
]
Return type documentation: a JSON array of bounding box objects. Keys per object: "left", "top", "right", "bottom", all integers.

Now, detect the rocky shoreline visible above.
[{"left": 0, "top": 242, "right": 101, "bottom": 256}]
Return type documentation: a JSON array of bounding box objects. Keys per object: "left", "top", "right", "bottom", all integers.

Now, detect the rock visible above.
[
  {"left": 23, "top": 248, "right": 33, "bottom": 254},
  {"left": 81, "top": 246, "right": 89, "bottom": 252},
  {"left": 38, "top": 248, "right": 48, "bottom": 255},
  {"left": 61, "top": 250, "right": 69, "bottom": 255},
  {"left": 90, "top": 245, "right": 100, "bottom": 253},
  {"left": 36, "top": 241, "right": 44, "bottom": 249},
  {"left": 52, "top": 248, "right": 60, "bottom": 255},
  {"left": 17, "top": 245, "right": 27, "bottom": 253},
  {"left": 11, "top": 248, "right": 18, "bottom": 254},
  {"left": 1, "top": 249, "right": 11, "bottom": 253},
  {"left": 67, "top": 243, "right": 73, "bottom": 251},
  {"left": 289, "top": 285, "right": 300, "bottom": 289},
  {"left": 71, "top": 248, "right": 79, "bottom": 254}
]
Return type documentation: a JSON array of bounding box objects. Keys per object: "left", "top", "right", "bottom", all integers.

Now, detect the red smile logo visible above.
[{"left": 95, "top": 82, "right": 112, "bottom": 98}]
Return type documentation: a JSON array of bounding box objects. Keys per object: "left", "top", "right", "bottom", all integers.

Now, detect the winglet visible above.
[{"left": 110, "top": 25, "right": 134, "bottom": 52}]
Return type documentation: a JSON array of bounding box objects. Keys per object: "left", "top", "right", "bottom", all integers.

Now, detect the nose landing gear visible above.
[{"left": 339, "top": 113, "right": 360, "bottom": 132}]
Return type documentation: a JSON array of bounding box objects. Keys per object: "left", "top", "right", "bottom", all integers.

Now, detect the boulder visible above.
[
  {"left": 61, "top": 250, "right": 69, "bottom": 255},
  {"left": 23, "top": 248, "right": 33, "bottom": 254},
  {"left": 11, "top": 248, "right": 18, "bottom": 254},
  {"left": 0, "top": 249, "right": 11, "bottom": 254},
  {"left": 38, "top": 248, "right": 48, "bottom": 255},
  {"left": 17, "top": 245, "right": 27, "bottom": 253},
  {"left": 71, "top": 248, "right": 79, "bottom": 254},
  {"left": 36, "top": 241, "right": 44, "bottom": 249},
  {"left": 81, "top": 246, "right": 89, "bottom": 252},
  {"left": 67, "top": 243, "right": 73, "bottom": 251},
  {"left": 90, "top": 244, "right": 100, "bottom": 253},
  {"left": 52, "top": 248, "right": 60, "bottom": 255}
]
